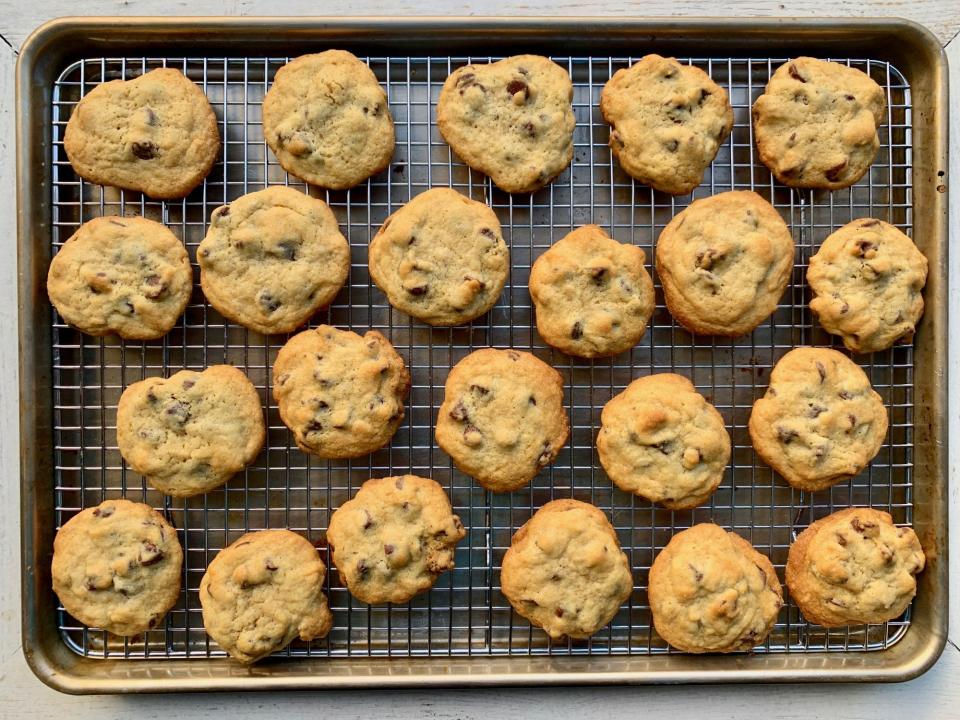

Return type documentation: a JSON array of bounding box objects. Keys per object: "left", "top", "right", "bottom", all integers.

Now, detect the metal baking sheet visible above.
[{"left": 17, "top": 18, "right": 948, "bottom": 692}]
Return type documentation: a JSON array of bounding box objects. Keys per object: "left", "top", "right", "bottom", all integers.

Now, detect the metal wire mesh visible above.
[{"left": 49, "top": 52, "right": 915, "bottom": 661}]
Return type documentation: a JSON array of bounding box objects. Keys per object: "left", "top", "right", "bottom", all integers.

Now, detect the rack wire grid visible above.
[{"left": 49, "top": 52, "right": 915, "bottom": 662}]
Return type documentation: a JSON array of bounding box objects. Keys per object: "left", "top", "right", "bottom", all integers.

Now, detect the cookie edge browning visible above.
[
  {"left": 368, "top": 188, "right": 509, "bottom": 326},
  {"left": 599, "top": 54, "right": 734, "bottom": 196},
  {"left": 528, "top": 224, "right": 655, "bottom": 358},
  {"left": 262, "top": 51, "right": 396, "bottom": 190},
  {"left": 747, "top": 347, "right": 889, "bottom": 492},
  {"left": 647, "top": 523, "right": 782, "bottom": 653},
  {"left": 271, "top": 325, "right": 411, "bottom": 460},
  {"left": 435, "top": 348, "right": 570, "bottom": 493},
  {"left": 500, "top": 498, "right": 632, "bottom": 640},
  {"left": 752, "top": 57, "right": 886, "bottom": 191},
  {"left": 197, "top": 187, "right": 350, "bottom": 335},
  {"left": 807, "top": 218, "right": 928, "bottom": 354},
  {"left": 46, "top": 215, "right": 193, "bottom": 341},
  {"left": 51, "top": 499, "right": 184, "bottom": 637},
  {"left": 437, "top": 55, "right": 575, "bottom": 194},
  {"left": 655, "top": 191, "right": 794, "bottom": 337},
  {"left": 597, "top": 373, "right": 732, "bottom": 510},
  {"left": 785, "top": 507, "right": 922, "bottom": 627},
  {"left": 116, "top": 365, "right": 267, "bottom": 497},
  {"left": 198, "top": 528, "right": 334, "bottom": 664},
  {"left": 63, "top": 68, "right": 221, "bottom": 200},
  {"left": 326, "top": 474, "right": 467, "bottom": 605}
]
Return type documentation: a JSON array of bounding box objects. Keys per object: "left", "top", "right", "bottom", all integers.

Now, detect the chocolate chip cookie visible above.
[
  {"left": 47, "top": 215, "right": 193, "bottom": 341},
  {"left": 272, "top": 325, "right": 410, "bottom": 459},
  {"left": 749, "top": 347, "right": 888, "bottom": 492},
  {"left": 786, "top": 507, "right": 925, "bottom": 627},
  {"left": 198, "top": 186, "right": 350, "bottom": 334},
  {"left": 200, "top": 529, "right": 333, "bottom": 663},
  {"left": 326, "top": 475, "right": 466, "bottom": 604},
  {"left": 436, "top": 349, "right": 569, "bottom": 493},
  {"left": 656, "top": 191, "right": 794, "bottom": 337},
  {"left": 263, "top": 50, "right": 395, "bottom": 189},
  {"left": 648, "top": 523, "right": 783, "bottom": 653},
  {"left": 528, "top": 225, "right": 655, "bottom": 358},
  {"left": 52, "top": 499, "right": 183, "bottom": 636},
  {"left": 368, "top": 188, "right": 510, "bottom": 326},
  {"left": 808, "top": 219, "right": 928, "bottom": 354},
  {"left": 500, "top": 499, "right": 633, "bottom": 640},
  {"left": 753, "top": 57, "right": 886, "bottom": 189},
  {"left": 600, "top": 54, "right": 733, "bottom": 195},
  {"left": 437, "top": 55, "right": 575, "bottom": 193},
  {"left": 596, "top": 374, "right": 731, "bottom": 510},
  {"left": 116, "top": 365, "right": 266, "bottom": 497},
  {"left": 63, "top": 67, "right": 220, "bottom": 199}
]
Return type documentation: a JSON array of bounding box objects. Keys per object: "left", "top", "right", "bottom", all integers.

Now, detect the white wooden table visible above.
[{"left": 0, "top": 2, "right": 956, "bottom": 717}]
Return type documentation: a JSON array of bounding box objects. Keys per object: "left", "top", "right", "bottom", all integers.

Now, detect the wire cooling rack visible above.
[{"left": 49, "top": 53, "right": 914, "bottom": 660}]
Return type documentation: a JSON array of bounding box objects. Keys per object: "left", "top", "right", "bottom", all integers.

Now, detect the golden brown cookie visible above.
[
  {"left": 528, "top": 225, "right": 655, "bottom": 358},
  {"left": 596, "top": 373, "right": 730, "bottom": 510},
  {"left": 648, "top": 523, "right": 783, "bottom": 653},
  {"left": 808, "top": 219, "right": 928, "bottom": 354},
  {"left": 786, "top": 507, "right": 924, "bottom": 627},
  {"left": 500, "top": 499, "right": 633, "bottom": 640},
  {"left": 600, "top": 54, "right": 733, "bottom": 195},
  {"left": 435, "top": 348, "right": 569, "bottom": 492},
  {"left": 326, "top": 475, "right": 466, "bottom": 604},
  {"left": 748, "top": 347, "right": 888, "bottom": 492}
]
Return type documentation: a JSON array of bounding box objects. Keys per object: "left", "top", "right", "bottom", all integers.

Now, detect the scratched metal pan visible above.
[{"left": 16, "top": 17, "right": 948, "bottom": 693}]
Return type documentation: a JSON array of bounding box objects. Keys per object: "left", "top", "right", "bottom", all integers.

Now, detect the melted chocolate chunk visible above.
[{"left": 131, "top": 141, "right": 158, "bottom": 160}]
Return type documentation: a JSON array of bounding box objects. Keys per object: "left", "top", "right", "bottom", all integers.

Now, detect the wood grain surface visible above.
[{"left": 0, "top": 2, "right": 956, "bottom": 718}]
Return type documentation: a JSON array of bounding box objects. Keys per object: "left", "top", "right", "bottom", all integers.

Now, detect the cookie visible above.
[
  {"left": 437, "top": 55, "right": 575, "bottom": 193},
  {"left": 600, "top": 54, "right": 733, "bottom": 195},
  {"left": 368, "top": 188, "right": 510, "bottom": 326},
  {"left": 648, "top": 523, "right": 783, "bottom": 653},
  {"left": 326, "top": 475, "right": 466, "bottom": 604},
  {"left": 272, "top": 325, "right": 410, "bottom": 458},
  {"left": 63, "top": 67, "right": 219, "bottom": 199},
  {"left": 596, "top": 374, "right": 731, "bottom": 510},
  {"left": 46, "top": 216, "right": 193, "bottom": 340},
  {"left": 748, "top": 347, "right": 888, "bottom": 492},
  {"left": 116, "top": 365, "right": 266, "bottom": 497},
  {"left": 199, "top": 529, "right": 333, "bottom": 663},
  {"left": 786, "top": 507, "right": 925, "bottom": 627},
  {"left": 51, "top": 499, "right": 183, "bottom": 636},
  {"left": 656, "top": 191, "right": 794, "bottom": 337},
  {"left": 500, "top": 499, "right": 632, "bottom": 640},
  {"left": 808, "top": 219, "right": 928, "bottom": 354},
  {"left": 528, "top": 225, "right": 655, "bottom": 358},
  {"left": 262, "top": 50, "right": 395, "bottom": 190},
  {"left": 435, "top": 348, "right": 569, "bottom": 492},
  {"left": 198, "top": 186, "right": 350, "bottom": 334},
  {"left": 752, "top": 57, "right": 886, "bottom": 189}
]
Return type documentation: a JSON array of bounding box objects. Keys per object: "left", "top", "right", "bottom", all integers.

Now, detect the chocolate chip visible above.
[
  {"left": 143, "top": 107, "right": 158, "bottom": 126},
  {"left": 523, "top": 121, "right": 535, "bottom": 137},
  {"left": 456, "top": 72, "right": 476, "bottom": 87},
  {"left": 755, "top": 563, "right": 767, "bottom": 585},
  {"left": 860, "top": 219, "right": 880, "bottom": 227},
  {"left": 506, "top": 79, "right": 529, "bottom": 97},
  {"left": 139, "top": 542, "right": 164, "bottom": 566},
  {"left": 265, "top": 560, "right": 278, "bottom": 571},
  {"left": 838, "top": 390, "right": 853, "bottom": 400},
  {"left": 182, "top": 379, "right": 195, "bottom": 390},
  {"left": 93, "top": 505, "right": 115, "bottom": 518},
  {"left": 807, "top": 404, "right": 827, "bottom": 418},
  {"left": 258, "top": 290, "right": 281, "bottom": 313},
  {"left": 689, "top": 564, "right": 703, "bottom": 582},
  {"left": 777, "top": 427, "right": 798, "bottom": 444},
  {"left": 825, "top": 160, "right": 848, "bottom": 182},
  {"left": 131, "top": 141, "right": 157, "bottom": 160},
  {"left": 856, "top": 239, "right": 877, "bottom": 256},
  {"left": 216, "top": 204, "right": 230, "bottom": 218},
  {"left": 851, "top": 517, "right": 876, "bottom": 533},
  {"left": 357, "top": 559, "right": 369, "bottom": 577},
  {"left": 277, "top": 240, "right": 298, "bottom": 261},
  {"left": 470, "top": 384, "right": 489, "bottom": 396},
  {"left": 846, "top": 414, "right": 857, "bottom": 433},
  {"left": 651, "top": 440, "right": 673, "bottom": 455},
  {"left": 537, "top": 441, "right": 553, "bottom": 466},
  {"left": 362, "top": 510, "right": 374, "bottom": 530},
  {"left": 788, "top": 63, "right": 807, "bottom": 82},
  {"left": 507, "top": 351, "right": 520, "bottom": 361},
  {"left": 590, "top": 266, "right": 607, "bottom": 283},
  {"left": 146, "top": 390, "right": 158, "bottom": 403},
  {"left": 665, "top": 139, "right": 679, "bottom": 152},
  {"left": 120, "top": 299, "right": 135, "bottom": 315},
  {"left": 835, "top": 532, "right": 848, "bottom": 546},
  {"left": 480, "top": 227, "right": 497, "bottom": 240},
  {"left": 571, "top": 321, "right": 583, "bottom": 340},
  {"left": 787, "top": 132, "right": 797, "bottom": 147},
  {"left": 816, "top": 361, "right": 827, "bottom": 383},
  {"left": 165, "top": 401, "right": 191, "bottom": 424},
  {"left": 554, "top": 607, "right": 564, "bottom": 618},
  {"left": 528, "top": 395, "right": 537, "bottom": 406},
  {"left": 844, "top": 94, "right": 855, "bottom": 101},
  {"left": 305, "top": 420, "right": 322, "bottom": 433},
  {"left": 277, "top": 373, "right": 289, "bottom": 386},
  {"left": 840, "top": 301, "right": 850, "bottom": 314},
  {"left": 407, "top": 285, "right": 428, "bottom": 296},
  {"left": 449, "top": 401, "right": 469, "bottom": 422},
  {"left": 384, "top": 543, "right": 395, "bottom": 555}
]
